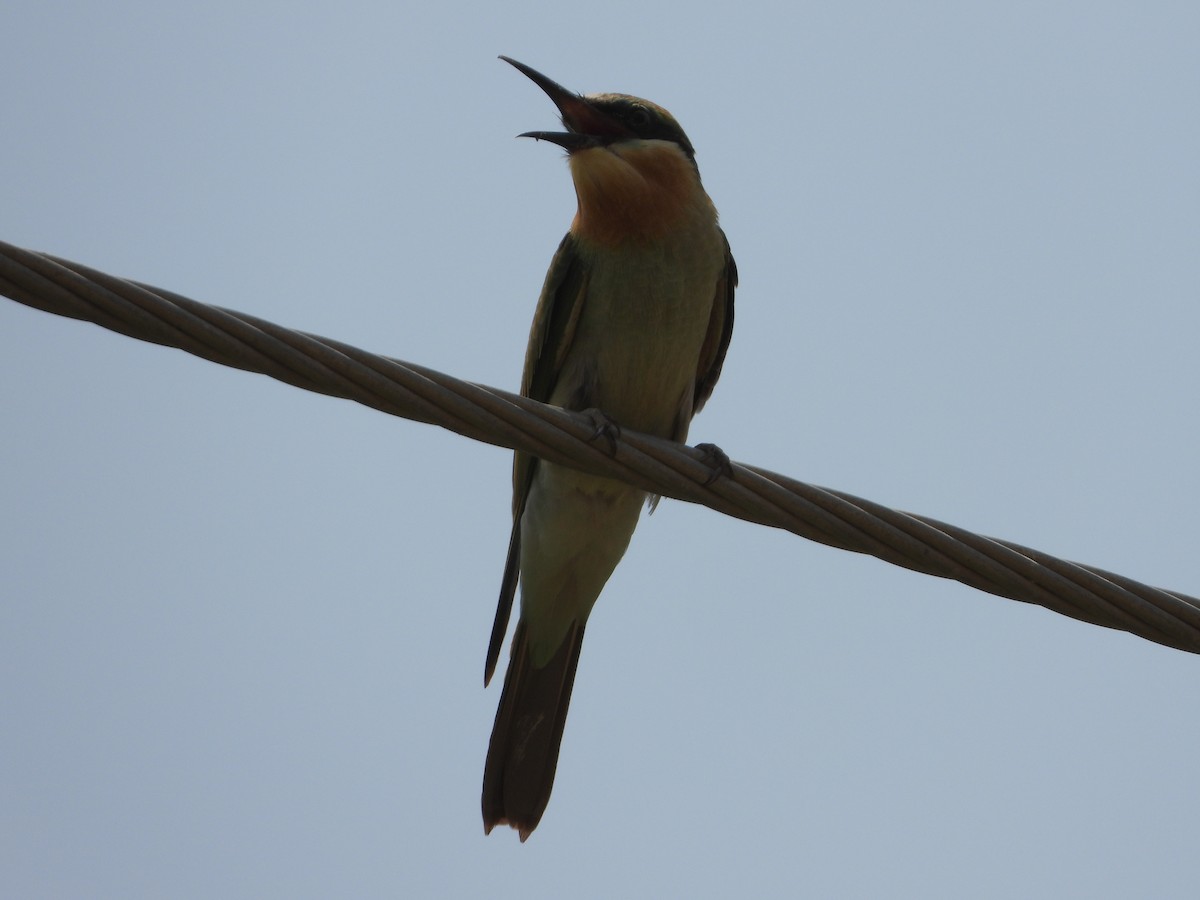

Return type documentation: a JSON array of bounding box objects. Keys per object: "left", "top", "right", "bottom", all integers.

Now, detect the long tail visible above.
[{"left": 482, "top": 618, "right": 585, "bottom": 841}]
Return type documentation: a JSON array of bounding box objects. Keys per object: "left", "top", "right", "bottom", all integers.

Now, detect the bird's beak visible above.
[{"left": 500, "top": 56, "right": 631, "bottom": 150}]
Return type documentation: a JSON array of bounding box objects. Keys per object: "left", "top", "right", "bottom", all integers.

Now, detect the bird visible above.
[{"left": 483, "top": 56, "right": 737, "bottom": 840}]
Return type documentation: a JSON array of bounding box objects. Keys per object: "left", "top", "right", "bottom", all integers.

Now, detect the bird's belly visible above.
[{"left": 518, "top": 459, "right": 644, "bottom": 662}]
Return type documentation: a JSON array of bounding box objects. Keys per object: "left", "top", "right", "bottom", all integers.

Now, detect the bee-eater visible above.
[{"left": 483, "top": 56, "right": 737, "bottom": 840}]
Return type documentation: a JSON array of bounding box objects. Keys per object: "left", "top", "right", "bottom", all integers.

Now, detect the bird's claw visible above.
[
  {"left": 582, "top": 408, "right": 621, "bottom": 456},
  {"left": 694, "top": 442, "right": 733, "bottom": 485}
]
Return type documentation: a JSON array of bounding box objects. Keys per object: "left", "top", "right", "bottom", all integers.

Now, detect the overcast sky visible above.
[{"left": 3, "top": 3, "right": 1199, "bottom": 898}]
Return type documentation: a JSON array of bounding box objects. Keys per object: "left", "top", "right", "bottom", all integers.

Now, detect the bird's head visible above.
[
  {"left": 501, "top": 56, "right": 712, "bottom": 246},
  {"left": 500, "top": 55, "right": 696, "bottom": 158}
]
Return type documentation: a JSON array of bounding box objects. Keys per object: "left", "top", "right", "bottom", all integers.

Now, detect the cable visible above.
[{"left": 3, "top": 239, "right": 1198, "bottom": 654}]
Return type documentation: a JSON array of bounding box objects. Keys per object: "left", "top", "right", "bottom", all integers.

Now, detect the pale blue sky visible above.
[{"left": 3, "top": 3, "right": 1199, "bottom": 897}]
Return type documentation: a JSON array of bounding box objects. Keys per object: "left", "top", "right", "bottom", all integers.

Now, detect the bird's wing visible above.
[
  {"left": 485, "top": 233, "right": 588, "bottom": 684},
  {"left": 692, "top": 231, "right": 737, "bottom": 415}
]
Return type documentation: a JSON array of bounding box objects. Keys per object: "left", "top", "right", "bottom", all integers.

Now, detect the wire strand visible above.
[{"left": 3, "top": 239, "right": 1198, "bottom": 654}]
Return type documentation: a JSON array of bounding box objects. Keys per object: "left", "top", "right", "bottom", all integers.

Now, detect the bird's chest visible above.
[{"left": 560, "top": 234, "right": 722, "bottom": 435}]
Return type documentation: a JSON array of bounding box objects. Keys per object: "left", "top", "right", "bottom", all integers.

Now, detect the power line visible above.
[{"left": 3, "top": 239, "right": 1198, "bottom": 654}]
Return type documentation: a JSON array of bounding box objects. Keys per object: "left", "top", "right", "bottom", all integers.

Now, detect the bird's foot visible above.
[
  {"left": 581, "top": 408, "right": 621, "bottom": 456},
  {"left": 693, "top": 442, "right": 733, "bottom": 485}
]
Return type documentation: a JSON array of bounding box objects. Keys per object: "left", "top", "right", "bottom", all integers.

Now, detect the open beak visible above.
[{"left": 500, "top": 56, "right": 632, "bottom": 150}]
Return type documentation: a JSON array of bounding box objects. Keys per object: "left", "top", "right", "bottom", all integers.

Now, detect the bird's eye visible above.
[{"left": 627, "top": 106, "right": 652, "bottom": 129}]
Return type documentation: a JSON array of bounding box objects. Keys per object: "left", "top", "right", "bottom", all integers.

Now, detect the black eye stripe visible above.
[{"left": 591, "top": 97, "right": 696, "bottom": 158}]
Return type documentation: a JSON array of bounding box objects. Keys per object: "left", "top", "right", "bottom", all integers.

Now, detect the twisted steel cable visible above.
[{"left": 3, "top": 239, "right": 1198, "bottom": 655}]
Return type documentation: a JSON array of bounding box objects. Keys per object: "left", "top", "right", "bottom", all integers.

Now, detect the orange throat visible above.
[{"left": 568, "top": 141, "right": 711, "bottom": 247}]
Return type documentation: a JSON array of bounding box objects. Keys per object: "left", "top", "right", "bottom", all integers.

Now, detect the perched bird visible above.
[{"left": 483, "top": 56, "right": 737, "bottom": 840}]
